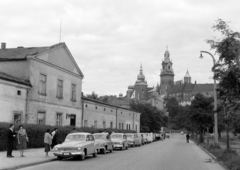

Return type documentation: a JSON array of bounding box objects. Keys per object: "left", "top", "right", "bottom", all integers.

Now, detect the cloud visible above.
[{"left": 0, "top": 0, "right": 240, "bottom": 96}]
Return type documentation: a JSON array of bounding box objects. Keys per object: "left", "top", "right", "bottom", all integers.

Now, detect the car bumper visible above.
[
  {"left": 53, "top": 151, "right": 84, "bottom": 157},
  {"left": 113, "top": 144, "right": 123, "bottom": 148}
]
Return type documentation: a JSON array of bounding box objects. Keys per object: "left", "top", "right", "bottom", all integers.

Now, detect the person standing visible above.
[
  {"left": 186, "top": 133, "right": 190, "bottom": 143},
  {"left": 6, "top": 124, "right": 16, "bottom": 158},
  {"left": 44, "top": 129, "right": 52, "bottom": 157},
  {"left": 17, "top": 125, "right": 28, "bottom": 157},
  {"left": 51, "top": 128, "right": 58, "bottom": 149}
]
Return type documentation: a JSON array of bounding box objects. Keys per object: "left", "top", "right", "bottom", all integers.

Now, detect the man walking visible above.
[
  {"left": 186, "top": 133, "right": 190, "bottom": 143},
  {"left": 7, "top": 124, "right": 16, "bottom": 158}
]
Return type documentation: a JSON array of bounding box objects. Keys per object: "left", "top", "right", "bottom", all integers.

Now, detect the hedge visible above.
[{"left": 0, "top": 122, "right": 136, "bottom": 151}]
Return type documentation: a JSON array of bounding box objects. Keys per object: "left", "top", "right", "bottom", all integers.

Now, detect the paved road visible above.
[{"left": 20, "top": 134, "right": 225, "bottom": 170}]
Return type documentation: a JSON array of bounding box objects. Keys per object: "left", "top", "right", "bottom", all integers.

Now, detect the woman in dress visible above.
[
  {"left": 44, "top": 129, "right": 52, "bottom": 157},
  {"left": 17, "top": 125, "right": 28, "bottom": 157}
]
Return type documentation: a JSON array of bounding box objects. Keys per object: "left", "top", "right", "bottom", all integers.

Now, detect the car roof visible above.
[
  {"left": 93, "top": 133, "right": 108, "bottom": 135},
  {"left": 67, "top": 132, "right": 91, "bottom": 136},
  {"left": 111, "top": 133, "right": 124, "bottom": 135}
]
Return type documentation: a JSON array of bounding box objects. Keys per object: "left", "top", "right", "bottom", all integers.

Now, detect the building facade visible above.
[{"left": 0, "top": 42, "right": 83, "bottom": 126}]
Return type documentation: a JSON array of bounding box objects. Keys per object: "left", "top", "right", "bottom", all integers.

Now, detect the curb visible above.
[
  {"left": 0, "top": 158, "right": 57, "bottom": 170},
  {"left": 194, "top": 142, "right": 229, "bottom": 170}
]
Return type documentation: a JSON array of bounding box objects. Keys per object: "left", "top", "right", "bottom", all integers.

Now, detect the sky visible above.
[{"left": 0, "top": 0, "right": 240, "bottom": 96}]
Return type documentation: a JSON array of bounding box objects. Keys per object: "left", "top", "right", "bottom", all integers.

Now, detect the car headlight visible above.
[
  {"left": 77, "top": 146, "right": 82, "bottom": 151},
  {"left": 53, "top": 146, "right": 59, "bottom": 152}
]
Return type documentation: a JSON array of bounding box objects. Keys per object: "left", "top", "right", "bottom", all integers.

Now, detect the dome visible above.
[
  {"left": 137, "top": 73, "right": 145, "bottom": 81},
  {"left": 128, "top": 85, "right": 134, "bottom": 89}
]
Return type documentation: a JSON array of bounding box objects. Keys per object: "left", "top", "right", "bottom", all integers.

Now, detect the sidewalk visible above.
[{"left": 0, "top": 148, "right": 56, "bottom": 170}]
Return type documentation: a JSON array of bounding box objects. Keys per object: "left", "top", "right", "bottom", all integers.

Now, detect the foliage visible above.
[
  {"left": 0, "top": 122, "right": 135, "bottom": 151},
  {"left": 207, "top": 19, "right": 240, "bottom": 148},
  {"left": 130, "top": 100, "right": 168, "bottom": 132},
  {"left": 166, "top": 97, "right": 179, "bottom": 118},
  {"left": 85, "top": 91, "right": 110, "bottom": 103},
  {"left": 189, "top": 93, "right": 214, "bottom": 142}
]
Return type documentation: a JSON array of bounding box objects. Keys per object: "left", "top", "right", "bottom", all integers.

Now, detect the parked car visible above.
[
  {"left": 141, "top": 133, "right": 148, "bottom": 144},
  {"left": 93, "top": 133, "right": 114, "bottom": 154},
  {"left": 53, "top": 132, "right": 99, "bottom": 161},
  {"left": 111, "top": 133, "right": 128, "bottom": 150},
  {"left": 180, "top": 131, "right": 184, "bottom": 135},
  {"left": 146, "top": 133, "right": 153, "bottom": 143},
  {"left": 126, "top": 133, "right": 141, "bottom": 147}
]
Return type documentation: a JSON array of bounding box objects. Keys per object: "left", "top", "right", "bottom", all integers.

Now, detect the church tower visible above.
[
  {"left": 133, "top": 64, "right": 148, "bottom": 101},
  {"left": 160, "top": 47, "right": 174, "bottom": 95}
]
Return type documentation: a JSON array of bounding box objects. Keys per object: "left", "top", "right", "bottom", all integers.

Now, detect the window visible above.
[
  {"left": 39, "top": 74, "right": 47, "bottom": 95},
  {"left": 126, "top": 124, "right": 128, "bottom": 130},
  {"left": 17, "top": 90, "right": 21, "bottom": 96},
  {"left": 94, "top": 120, "right": 98, "bottom": 128},
  {"left": 122, "top": 123, "right": 124, "bottom": 129},
  {"left": 136, "top": 125, "right": 137, "bottom": 131},
  {"left": 111, "top": 110, "right": 113, "bottom": 112},
  {"left": 103, "top": 121, "right": 106, "bottom": 129},
  {"left": 71, "top": 84, "right": 76, "bottom": 101},
  {"left": 56, "top": 113, "right": 62, "bottom": 126},
  {"left": 110, "top": 122, "right": 113, "bottom": 129},
  {"left": 95, "top": 106, "right": 97, "bottom": 109},
  {"left": 104, "top": 108, "right": 106, "bottom": 111},
  {"left": 13, "top": 112, "right": 22, "bottom": 124},
  {"left": 38, "top": 111, "right": 45, "bottom": 125},
  {"left": 119, "top": 123, "right": 121, "bottom": 129},
  {"left": 85, "top": 104, "right": 88, "bottom": 108},
  {"left": 57, "top": 79, "right": 63, "bottom": 99},
  {"left": 84, "top": 120, "right": 88, "bottom": 127}
]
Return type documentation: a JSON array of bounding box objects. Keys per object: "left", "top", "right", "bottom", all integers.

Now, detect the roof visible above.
[
  {"left": 0, "top": 47, "right": 48, "bottom": 60},
  {"left": 67, "top": 132, "right": 90, "bottom": 136},
  {"left": 82, "top": 97, "right": 140, "bottom": 114},
  {"left": 192, "top": 84, "right": 214, "bottom": 93},
  {"left": 169, "top": 84, "right": 185, "bottom": 93},
  {"left": 0, "top": 72, "right": 31, "bottom": 86},
  {"left": 184, "top": 70, "right": 191, "bottom": 78}
]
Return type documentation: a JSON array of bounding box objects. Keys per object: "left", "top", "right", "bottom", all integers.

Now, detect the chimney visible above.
[
  {"left": 195, "top": 81, "right": 197, "bottom": 84},
  {"left": 1, "top": 42, "right": 6, "bottom": 50}
]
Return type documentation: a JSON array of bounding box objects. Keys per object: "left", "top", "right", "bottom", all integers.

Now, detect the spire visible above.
[
  {"left": 184, "top": 70, "right": 191, "bottom": 78},
  {"left": 140, "top": 63, "right": 143, "bottom": 72},
  {"left": 164, "top": 46, "right": 170, "bottom": 62}
]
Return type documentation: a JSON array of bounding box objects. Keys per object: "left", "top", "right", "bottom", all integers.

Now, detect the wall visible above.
[
  {"left": 26, "top": 59, "right": 82, "bottom": 127},
  {"left": 0, "top": 79, "right": 29, "bottom": 123},
  {"left": 82, "top": 98, "right": 141, "bottom": 132}
]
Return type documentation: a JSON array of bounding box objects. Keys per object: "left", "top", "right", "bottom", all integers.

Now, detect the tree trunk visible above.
[{"left": 226, "top": 125, "right": 230, "bottom": 150}]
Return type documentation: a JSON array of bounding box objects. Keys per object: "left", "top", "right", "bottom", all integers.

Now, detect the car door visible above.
[
  {"left": 123, "top": 135, "right": 127, "bottom": 146},
  {"left": 106, "top": 134, "right": 111, "bottom": 150},
  {"left": 89, "top": 135, "right": 95, "bottom": 153}
]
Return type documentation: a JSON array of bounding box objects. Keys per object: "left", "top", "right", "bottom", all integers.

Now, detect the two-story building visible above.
[{"left": 0, "top": 42, "right": 84, "bottom": 126}]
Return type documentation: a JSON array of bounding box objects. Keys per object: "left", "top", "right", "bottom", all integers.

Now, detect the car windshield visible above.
[
  {"left": 111, "top": 134, "right": 123, "bottom": 139},
  {"left": 65, "top": 135, "right": 85, "bottom": 142},
  {"left": 93, "top": 134, "right": 106, "bottom": 139},
  {"left": 126, "top": 134, "right": 133, "bottom": 138}
]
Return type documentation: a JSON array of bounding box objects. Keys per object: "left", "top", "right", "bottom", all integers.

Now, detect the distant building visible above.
[{"left": 168, "top": 70, "right": 214, "bottom": 106}]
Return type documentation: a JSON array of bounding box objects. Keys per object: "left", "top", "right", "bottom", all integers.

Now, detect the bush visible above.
[{"left": 0, "top": 122, "right": 135, "bottom": 151}]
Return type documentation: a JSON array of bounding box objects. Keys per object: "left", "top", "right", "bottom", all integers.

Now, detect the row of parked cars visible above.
[{"left": 52, "top": 132, "right": 166, "bottom": 161}]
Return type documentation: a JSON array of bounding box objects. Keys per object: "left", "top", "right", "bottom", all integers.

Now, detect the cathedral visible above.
[{"left": 125, "top": 47, "right": 214, "bottom": 108}]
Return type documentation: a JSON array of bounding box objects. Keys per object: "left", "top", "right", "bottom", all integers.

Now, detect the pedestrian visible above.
[
  {"left": 44, "top": 129, "right": 52, "bottom": 157},
  {"left": 17, "top": 125, "right": 28, "bottom": 157},
  {"left": 186, "top": 132, "right": 190, "bottom": 143},
  {"left": 51, "top": 128, "right": 58, "bottom": 149},
  {"left": 6, "top": 124, "right": 16, "bottom": 158}
]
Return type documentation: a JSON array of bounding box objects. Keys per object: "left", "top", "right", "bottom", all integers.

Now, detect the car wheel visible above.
[
  {"left": 80, "top": 151, "right": 85, "bottom": 161},
  {"left": 93, "top": 149, "right": 97, "bottom": 157},
  {"left": 57, "top": 156, "right": 63, "bottom": 161}
]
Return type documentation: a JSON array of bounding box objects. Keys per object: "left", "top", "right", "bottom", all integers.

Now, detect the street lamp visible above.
[{"left": 200, "top": 51, "right": 218, "bottom": 144}]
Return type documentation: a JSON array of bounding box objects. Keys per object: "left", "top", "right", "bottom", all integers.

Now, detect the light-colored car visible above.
[
  {"left": 93, "top": 133, "right": 114, "bottom": 154},
  {"left": 126, "top": 133, "right": 142, "bottom": 147},
  {"left": 141, "top": 133, "right": 148, "bottom": 144},
  {"left": 53, "top": 132, "right": 99, "bottom": 161},
  {"left": 111, "top": 133, "right": 128, "bottom": 150},
  {"left": 146, "top": 133, "right": 153, "bottom": 143},
  {"left": 180, "top": 131, "right": 184, "bottom": 135}
]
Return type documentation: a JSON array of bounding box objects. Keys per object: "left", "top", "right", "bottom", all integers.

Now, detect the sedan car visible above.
[
  {"left": 93, "top": 133, "right": 114, "bottom": 154},
  {"left": 53, "top": 132, "right": 99, "bottom": 161},
  {"left": 126, "top": 133, "right": 141, "bottom": 147},
  {"left": 111, "top": 133, "right": 128, "bottom": 150}
]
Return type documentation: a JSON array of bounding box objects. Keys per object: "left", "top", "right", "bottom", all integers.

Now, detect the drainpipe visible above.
[
  {"left": 25, "top": 88, "right": 30, "bottom": 124},
  {"left": 115, "top": 108, "right": 117, "bottom": 129},
  {"left": 81, "top": 99, "right": 84, "bottom": 127},
  {"left": 133, "top": 112, "right": 134, "bottom": 131}
]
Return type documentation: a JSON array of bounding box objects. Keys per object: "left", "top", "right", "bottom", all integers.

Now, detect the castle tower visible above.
[
  {"left": 160, "top": 47, "right": 175, "bottom": 95},
  {"left": 134, "top": 64, "right": 148, "bottom": 101},
  {"left": 184, "top": 70, "right": 191, "bottom": 84}
]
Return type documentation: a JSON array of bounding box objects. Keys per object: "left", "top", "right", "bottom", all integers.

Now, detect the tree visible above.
[
  {"left": 130, "top": 101, "right": 168, "bottom": 132},
  {"left": 189, "top": 93, "right": 214, "bottom": 143},
  {"left": 85, "top": 91, "right": 99, "bottom": 100},
  {"left": 166, "top": 97, "right": 179, "bottom": 118},
  {"left": 207, "top": 19, "right": 240, "bottom": 149}
]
